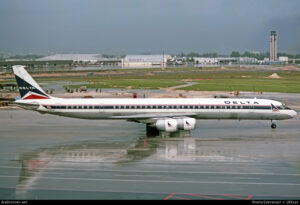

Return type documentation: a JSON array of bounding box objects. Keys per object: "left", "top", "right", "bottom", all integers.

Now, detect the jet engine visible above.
[
  {"left": 176, "top": 117, "right": 196, "bottom": 130},
  {"left": 155, "top": 119, "right": 178, "bottom": 132}
]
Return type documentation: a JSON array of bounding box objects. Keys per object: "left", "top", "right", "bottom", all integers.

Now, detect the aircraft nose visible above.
[{"left": 291, "top": 110, "right": 298, "bottom": 118}]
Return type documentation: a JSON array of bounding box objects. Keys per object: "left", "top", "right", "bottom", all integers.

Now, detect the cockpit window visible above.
[{"left": 282, "top": 104, "right": 291, "bottom": 110}]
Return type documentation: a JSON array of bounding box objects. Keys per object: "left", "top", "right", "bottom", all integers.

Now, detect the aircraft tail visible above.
[{"left": 12, "top": 65, "right": 52, "bottom": 100}]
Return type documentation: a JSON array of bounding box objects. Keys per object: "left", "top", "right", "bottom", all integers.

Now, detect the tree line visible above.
[{"left": 176, "top": 51, "right": 300, "bottom": 59}]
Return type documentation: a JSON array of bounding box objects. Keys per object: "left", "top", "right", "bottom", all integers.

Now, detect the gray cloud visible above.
[{"left": 0, "top": 0, "right": 299, "bottom": 55}]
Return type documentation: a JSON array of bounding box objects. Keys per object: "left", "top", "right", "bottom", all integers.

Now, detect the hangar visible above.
[
  {"left": 37, "top": 54, "right": 103, "bottom": 64},
  {"left": 122, "top": 54, "right": 172, "bottom": 68},
  {"left": 194, "top": 57, "right": 219, "bottom": 65}
]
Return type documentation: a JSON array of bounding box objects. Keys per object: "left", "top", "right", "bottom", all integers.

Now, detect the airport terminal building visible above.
[
  {"left": 37, "top": 54, "right": 104, "bottom": 64},
  {"left": 122, "top": 54, "right": 172, "bottom": 68}
]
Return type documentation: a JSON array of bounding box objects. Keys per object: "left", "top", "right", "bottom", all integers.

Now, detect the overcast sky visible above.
[{"left": 0, "top": 0, "right": 299, "bottom": 55}]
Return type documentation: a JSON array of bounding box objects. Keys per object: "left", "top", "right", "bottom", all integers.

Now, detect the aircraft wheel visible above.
[{"left": 271, "top": 123, "right": 277, "bottom": 129}]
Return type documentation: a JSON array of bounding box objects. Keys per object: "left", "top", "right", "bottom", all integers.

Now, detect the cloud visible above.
[{"left": 0, "top": 0, "right": 299, "bottom": 54}]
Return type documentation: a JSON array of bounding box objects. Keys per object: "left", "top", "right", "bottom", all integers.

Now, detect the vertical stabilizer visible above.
[{"left": 12, "top": 65, "right": 51, "bottom": 100}]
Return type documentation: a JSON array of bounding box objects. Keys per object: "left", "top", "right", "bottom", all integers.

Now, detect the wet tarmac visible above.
[{"left": 0, "top": 108, "right": 299, "bottom": 200}]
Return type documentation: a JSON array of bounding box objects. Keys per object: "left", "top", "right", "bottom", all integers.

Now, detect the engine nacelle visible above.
[
  {"left": 155, "top": 119, "right": 178, "bottom": 132},
  {"left": 176, "top": 117, "right": 196, "bottom": 130}
]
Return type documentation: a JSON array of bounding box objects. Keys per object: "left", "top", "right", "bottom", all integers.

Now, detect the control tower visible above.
[{"left": 270, "top": 31, "right": 277, "bottom": 61}]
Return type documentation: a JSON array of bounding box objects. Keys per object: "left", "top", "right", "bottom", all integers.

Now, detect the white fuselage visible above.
[
  {"left": 11, "top": 65, "right": 297, "bottom": 134},
  {"left": 15, "top": 97, "right": 297, "bottom": 122}
]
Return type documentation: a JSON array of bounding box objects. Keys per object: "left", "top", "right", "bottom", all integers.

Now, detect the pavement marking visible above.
[
  {"left": 0, "top": 165, "right": 299, "bottom": 176},
  {"left": 114, "top": 174, "right": 161, "bottom": 178},
  {"left": 208, "top": 176, "right": 260, "bottom": 180},
  {"left": 0, "top": 175, "right": 300, "bottom": 186},
  {"left": 164, "top": 193, "right": 175, "bottom": 200}
]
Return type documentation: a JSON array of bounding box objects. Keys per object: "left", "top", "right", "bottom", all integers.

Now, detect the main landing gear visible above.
[
  {"left": 271, "top": 120, "right": 277, "bottom": 129},
  {"left": 146, "top": 124, "right": 160, "bottom": 137}
]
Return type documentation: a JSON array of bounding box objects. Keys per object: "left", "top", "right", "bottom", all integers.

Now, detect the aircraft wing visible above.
[{"left": 110, "top": 112, "right": 197, "bottom": 123}]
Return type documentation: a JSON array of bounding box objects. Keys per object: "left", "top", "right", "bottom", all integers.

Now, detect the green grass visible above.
[
  {"left": 179, "top": 72, "right": 300, "bottom": 93},
  {"left": 59, "top": 71, "right": 300, "bottom": 93},
  {"left": 66, "top": 79, "right": 184, "bottom": 89},
  {"left": 2, "top": 69, "right": 300, "bottom": 93}
]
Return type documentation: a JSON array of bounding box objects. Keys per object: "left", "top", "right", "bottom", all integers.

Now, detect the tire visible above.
[{"left": 271, "top": 123, "right": 277, "bottom": 129}]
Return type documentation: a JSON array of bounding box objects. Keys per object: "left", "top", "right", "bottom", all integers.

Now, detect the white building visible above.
[
  {"left": 238, "top": 57, "right": 258, "bottom": 64},
  {"left": 37, "top": 54, "right": 103, "bottom": 63},
  {"left": 122, "top": 54, "right": 172, "bottom": 68},
  {"left": 278, "top": 56, "right": 288, "bottom": 63},
  {"left": 194, "top": 57, "right": 219, "bottom": 65}
]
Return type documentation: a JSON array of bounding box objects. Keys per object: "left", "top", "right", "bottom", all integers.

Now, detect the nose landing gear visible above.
[{"left": 271, "top": 120, "right": 277, "bottom": 129}]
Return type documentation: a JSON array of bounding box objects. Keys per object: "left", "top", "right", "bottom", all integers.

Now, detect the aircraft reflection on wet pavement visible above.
[{"left": 13, "top": 134, "right": 300, "bottom": 199}]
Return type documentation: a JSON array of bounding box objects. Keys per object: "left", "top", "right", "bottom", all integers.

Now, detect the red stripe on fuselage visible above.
[{"left": 23, "top": 94, "right": 50, "bottom": 100}]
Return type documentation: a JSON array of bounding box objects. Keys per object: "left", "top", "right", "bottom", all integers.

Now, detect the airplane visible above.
[{"left": 12, "top": 65, "right": 297, "bottom": 136}]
